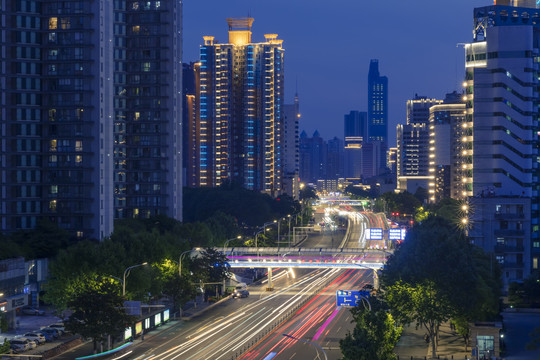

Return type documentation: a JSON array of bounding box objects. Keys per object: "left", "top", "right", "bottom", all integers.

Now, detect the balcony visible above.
[
  {"left": 494, "top": 229, "right": 525, "bottom": 237},
  {"left": 502, "top": 261, "right": 524, "bottom": 269},
  {"left": 494, "top": 212, "right": 525, "bottom": 220},
  {"left": 494, "top": 244, "right": 525, "bottom": 253}
]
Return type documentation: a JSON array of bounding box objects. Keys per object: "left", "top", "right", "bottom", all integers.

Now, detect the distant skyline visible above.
[{"left": 183, "top": 0, "right": 488, "bottom": 146}]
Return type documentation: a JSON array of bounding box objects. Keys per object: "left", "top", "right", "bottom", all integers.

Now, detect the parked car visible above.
[
  {"left": 34, "top": 331, "right": 55, "bottom": 342},
  {"left": 40, "top": 327, "right": 60, "bottom": 339},
  {"left": 232, "top": 289, "right": 249, "bottom": 298},
  {"left": 23, "top": 338, "right": 38, "bottom": 349},
  {"left": 9, "top": 338, "right": 29, "bottom": 353},
  {"left": 21, "top": 306, "right": 45, "bottom": 316},
  {"left": 48, "top": 323, "right": 65, "bottom": 335},
  {"left": 24, "top": 332, "right": 46, "bottom": 345}
]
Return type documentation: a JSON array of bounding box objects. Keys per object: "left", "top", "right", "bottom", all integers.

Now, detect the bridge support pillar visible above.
[
  {"left": 373, "top": 269, "right": 379, "bottom": 290},
  {"left": 267, "top": 267, "right": 274, "bottom": 291}
]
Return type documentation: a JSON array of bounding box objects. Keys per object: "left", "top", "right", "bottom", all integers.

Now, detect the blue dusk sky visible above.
[{"left": 183, "top": 0, "right": 489, "bottom": 146}]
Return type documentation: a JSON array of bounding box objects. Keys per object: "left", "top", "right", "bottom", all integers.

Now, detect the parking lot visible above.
[{"left": 0, "top": 308, "right": 72, "bottom": 356}]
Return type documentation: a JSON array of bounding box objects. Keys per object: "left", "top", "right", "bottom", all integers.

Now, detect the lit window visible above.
[
  {"left": 50, "top": 185, "right": 58, "bottom": 194},
  {"left": 49, "top": 17, "right": 57, "bottom": 29},
  {"left": 132, "top": 25, "right": 140, "bottom": 34},
  {"left": 75, "top": 140, "right": 83, "bottom": 151},
  {"left": 76, "top": 155, "right": 82, "bottom": 164},
  {"left": 60, "top": 18, "right": 70, "bottom": 30},
  {"left": 49, "top": 200, "right": 57, "bottom": 211},
  {"left": 50, "top": 139, "right": 57, "bottom": 151}
]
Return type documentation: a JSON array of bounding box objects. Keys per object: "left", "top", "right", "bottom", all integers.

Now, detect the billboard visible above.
[
  {"left": 366, "top": 228, "right": 383, "bottom": 240},
  {"left": 336, "top": 290, "right": 370, "bottom": 307},
  {"left": 389, "top": 228, "right": 407, "bottom": 241}
]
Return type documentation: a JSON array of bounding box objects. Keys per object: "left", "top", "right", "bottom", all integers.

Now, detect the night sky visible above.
[{"left": 183, "top": 0, "right": 489, "bottom": 146}]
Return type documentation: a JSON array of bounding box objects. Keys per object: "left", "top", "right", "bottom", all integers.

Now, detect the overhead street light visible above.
[
  {"left": 123, "top": 262, "right": 148, "bottom": 296},
  {"left": 223, "top": 235, "right": 242, "bottom": 257}
]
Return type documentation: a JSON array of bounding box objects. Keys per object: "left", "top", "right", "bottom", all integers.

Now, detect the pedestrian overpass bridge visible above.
[{"left": 217, "top": 246, "right": 393, "bottom": 270}]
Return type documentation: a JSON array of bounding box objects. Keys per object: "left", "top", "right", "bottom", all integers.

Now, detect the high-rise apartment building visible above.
[
  {"left": 0, "top": 0, "right": 183, "bottom": 239},
  {"left": 192, "top": 18, "right": 284, "bottom": 196},
  {"left": 465, "top": 2, "right": 540, "bottom": 286}
]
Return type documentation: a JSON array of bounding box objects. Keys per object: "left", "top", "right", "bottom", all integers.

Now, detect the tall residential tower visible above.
[
  {"left": 193, "top": 18, "right": 285, "bottom": 196},
  {"left": 0, "top": 0, "right": 183, "bottom": 239}
]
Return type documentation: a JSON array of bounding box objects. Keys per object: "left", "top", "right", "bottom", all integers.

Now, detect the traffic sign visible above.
[{"left": 336, "top": 290, "right": 370, "bottom": 307}]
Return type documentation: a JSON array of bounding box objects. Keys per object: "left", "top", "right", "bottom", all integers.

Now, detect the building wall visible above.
[{"left": 195, "top": 20, "right": 285, "bottom": 196}]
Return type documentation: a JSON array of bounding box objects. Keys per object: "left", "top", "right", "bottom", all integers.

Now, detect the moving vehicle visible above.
[{"left": 232, "top": 289, "right": 249, "bottom": 298}]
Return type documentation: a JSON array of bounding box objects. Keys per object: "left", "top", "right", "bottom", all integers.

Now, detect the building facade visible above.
[
  {"left": 428, "top": 92, "right": 466, "bottom": 203},
  {"left": 192, "top": 18, "right": 285, "bottom": 196},
  {"left": 466, "top": 2, "right": 540, "bottom": 285},
  {"left": 282, "top": 94, "right": 300, "bottom": 199},
  {"left": 0, "top": 0, "right": 183, "bottom": 239},
  {"left": 367, "top": 59, "right": 388, "bottom": 170}
]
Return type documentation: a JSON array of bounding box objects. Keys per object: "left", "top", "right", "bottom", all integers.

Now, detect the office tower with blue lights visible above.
[
  {"left": 367, "top": 59, "right": 388, "bottom": 170},
  {"left": 465, "top": 0, "right": 540, "bottom": 286},
  {"left": 0, "top": 0, "right": 183, "bottom": 239},
  {"left": 196, "top": 18, "right": 285, "bottom": 196}
]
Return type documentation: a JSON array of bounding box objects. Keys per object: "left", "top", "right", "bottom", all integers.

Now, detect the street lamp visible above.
[
  {"left": 179, "top": 250, "right": 192, "bottom": 277},
  {"left": 254, "top": 228, "right": 266, "bottom": 258},
  {"left": 287, "top": 214, "right": 292, "bottom": 247},
  {"left": 123, "top": 262, "right": 148, "bottom": 296},
  {"left": 223, "top": 235, "right": 242, "bottom": 256},
  {"left": 282, "top": 333, "right": 327, "bottom": 360}
]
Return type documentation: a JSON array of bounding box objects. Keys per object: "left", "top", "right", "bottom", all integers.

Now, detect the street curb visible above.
[{"left": 181, "top": 295, "right": 233, "bottom": 321}]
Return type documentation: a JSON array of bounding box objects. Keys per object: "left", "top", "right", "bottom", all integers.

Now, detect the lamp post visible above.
[
  {"left": 282, "top": 333, "right": 328, "bottom": 360},
  {"left": 223, "top": 235, "right": 242, "bottom": 256},
  {"left": 254, "top": 228, "right": 266, "bottom": 259},
  {"left": 123, "top": 262, "right": 148, "bottom": 296},
  {"left": 179, "top": 250, "right": 192, "bottom": 277},
  {"left": 287, "top": 214, "right": 292, "bottom": 247}
]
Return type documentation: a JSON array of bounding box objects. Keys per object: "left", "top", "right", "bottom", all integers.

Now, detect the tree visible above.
[
  {"left": 340, "top": 297, "right": 401, "bottom": 360},
  {"left": 191, "top": 248, "right": 231, "bottom": 284},
  {"left": 382, "top": 216, "right": 501, "bottom": 357},
  {"left": 385, "top": 280, "right": 453, "bottom": 357},
  {"left": 0, "top": 339, "right": 10, "bottom": 354},
  {"left": 65, "top": 276, "right": 136, "bottom": 353},
  {"left": 154, "top": 259, "right": 196, "bottom": 312}
]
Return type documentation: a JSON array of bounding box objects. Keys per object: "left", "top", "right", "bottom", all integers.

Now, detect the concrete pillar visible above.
[
  {"left": 373, "top": 270, "right": 379, "bottom": 290},
  {"left": 267, "top": 267, "right": 273, "bottom": 290}
]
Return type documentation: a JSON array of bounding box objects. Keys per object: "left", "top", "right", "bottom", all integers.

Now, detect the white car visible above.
[
  {"left": 9, "top": 338, "right": 29, "bottom": 353},
  {"left": 24, "top": 332, "right": 46, "bottom": 345},
  {"left": 23, "top": 338, "right": 38, "bottom": 349}
]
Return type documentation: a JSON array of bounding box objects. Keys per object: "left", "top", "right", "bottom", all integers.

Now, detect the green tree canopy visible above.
[
  {"left": 65, "top": 275, "right": 136, "bottom": 352},
  {"left": 381, "top": 216, "right": 501, "bottom": 357},
  {"left": 340, "top": 297, "right": 401, "bottom": 360}
]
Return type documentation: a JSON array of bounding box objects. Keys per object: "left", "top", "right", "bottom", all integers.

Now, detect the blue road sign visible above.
[{"left": 336, "top": 290, "right": 370, "bottom": 307}]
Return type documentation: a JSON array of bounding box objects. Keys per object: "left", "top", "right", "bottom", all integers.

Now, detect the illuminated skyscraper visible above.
[
  {"left": 0, "top": 0, "right": 183, "bottom": 239},
  {"left": 195, "top": 18, "right": 285, "bottom": 196},
  {"left": 465, "top": 1, "right": 540, "bottom": 286},
  {"left": 367, "top": 59, "right": 388, "bottom": 169}
]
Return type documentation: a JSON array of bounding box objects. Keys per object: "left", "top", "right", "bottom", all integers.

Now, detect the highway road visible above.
[{"left": 92, "top": 207, "right": 389, "bottom": 360}]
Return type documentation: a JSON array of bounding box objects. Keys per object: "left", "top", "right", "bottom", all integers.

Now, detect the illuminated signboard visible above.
[
  {"left": 336, "top": 290, "right": 370, "bottom": 307},
  {"left": 135, "top": 321, "right": 142, "bottom": 335},
  {"left": 389, "top": 228, "right": 406, "bottom": 240},
  {"left": 154, "top": 313, "right": 161, "bottom": 326},
  {"left": 124, "top": 327, "right": 132, "bottom": 340},
  {"left": 366, "top": 228, "right": 383, "bottom": 240},
  {"left": 164, "top": 309, "right": 170, "bottom": 322}
]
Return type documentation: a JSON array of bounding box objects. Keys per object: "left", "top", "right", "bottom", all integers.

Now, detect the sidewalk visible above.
[{"left": 395, "top": 322, "right": 470, "bottom": 360}]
